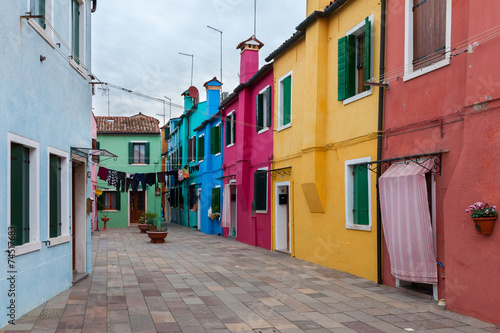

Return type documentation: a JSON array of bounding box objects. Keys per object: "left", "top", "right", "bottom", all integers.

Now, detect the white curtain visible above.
[{"left": 222, "top": 184, "right": 231, "bottom": 228}]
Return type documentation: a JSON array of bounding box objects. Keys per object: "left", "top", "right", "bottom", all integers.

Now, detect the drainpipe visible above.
[
  {"left": 187, "top": 115, "right": 190, "bottom": 229},
  {"left": 376, "top": 0, "right": 387, "bottom": 285}
]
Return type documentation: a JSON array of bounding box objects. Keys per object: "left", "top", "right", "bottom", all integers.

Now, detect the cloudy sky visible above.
[{"left": 91, "top": 0, "right": 306, "bottom": 125}]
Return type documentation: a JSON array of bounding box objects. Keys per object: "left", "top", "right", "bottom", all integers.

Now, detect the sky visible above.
[{"left": 91, "top": 0, "right": 306, "bottom": 125}]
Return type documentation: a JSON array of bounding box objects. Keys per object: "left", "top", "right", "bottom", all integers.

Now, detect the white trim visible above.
[
  {"left": 258, "top": 128, "right": 270, "bottom": 135},
  {"left": 47, "top": 146, "right": 70, "bottom": 242},
  {"left": 344, "top": 157, "right": 372, "bottom": 231},
  {"left": 257, "top": 85, "right": 271, "bottom": 132},
  {"left": 278, "top": 71, "right": 293, "bottom": 128},
  {"left": 215, "top": 185, "right": 221, "bottom": 188},
  {"left": 130, "top": 140, "right": 148, "bottom": 143},
  {"left": 70, "top": 60, "right": 87, "bottom": 80},
  {"left": 27, "top": 0, "right": 55, "bottom": 47},
  {"left": 7, "top": 133, "right": 40, "bottom": 252},
  {"left": 215, "top": 153, "right": 221, "bottom": 157},
  {"left": 226, "top": 143, "right": 234, "bottom": 148},
  {"left": 343, "top": 89, "right": 373, "bottom": 105},
  {"left": 48, "top": 235, "right": 71, "bottom": 247},
  {"left": 225, "top": 111, "right": 235, "bottom": 146},
  {"left": 403, "top": 0, "right": 452, "bottom": 81},
  {"left": 255, "top": 167, "right": 269, "bottom": 214},
  {"left": 28, "top": 19, "right": 56, "bottom": 48},
  {"left": 274, "top": 181, "right": 291, "bottom": 253}
]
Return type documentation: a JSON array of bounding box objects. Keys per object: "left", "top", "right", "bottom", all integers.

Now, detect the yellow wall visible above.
[{"left": 272, "top": 0, "right": 381, "bottom": 282}]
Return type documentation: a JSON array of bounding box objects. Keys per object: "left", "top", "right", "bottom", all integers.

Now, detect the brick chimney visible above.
[
  {"left": 236, "top": 35, "right": 264, "bottom": 84},
  {"left": 204, "top": 77, "right": 222, "bottom": 118}
]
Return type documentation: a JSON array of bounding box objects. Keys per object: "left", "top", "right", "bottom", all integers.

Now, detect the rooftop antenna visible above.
[
  {"left": 179, "top": 52, "right": 194, "bottom": 86},
  {"left": 207, "top": 25, "right": 223, "bottom": 84},
  {"left": 254, "top": 0, "right": 257, "bottom": 36}
]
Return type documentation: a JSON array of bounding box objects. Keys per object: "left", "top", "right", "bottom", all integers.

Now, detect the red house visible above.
[{"left": 379, "top": 0, "right": 500, "bottom": 324}]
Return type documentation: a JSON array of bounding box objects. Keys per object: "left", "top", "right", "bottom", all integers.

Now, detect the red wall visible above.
[{"left": 383, "top": 0, "right": 500, "bottom": 324}]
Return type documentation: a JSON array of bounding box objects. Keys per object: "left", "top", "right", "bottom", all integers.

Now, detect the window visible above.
[
  {"left": 212, "top": 187, "right": 220, "bottom": 213},
  {"left": 47, "top": 147, "right": 70, "bottom": 245},
  {"left": 49, "top": 154, "right": 61, "bottom": 238},
  {"left": 338, "top": 16, "right": 372, "bottom": 102},
  {"left": 100, "top": 191, "right": 120, "bottom": 211},
  {"left": 278, "top": 73, "right": 292, "bottom": 130},
  {"left": 226, "top": 112, "right": 235, "bottom": 146},
  {"left": 179, "top": 146, "right": 183, "bottom": 167},
  {"left": 197, "top": 135, "right": 205, "bottom": 161},
  {"left": 31, "top": 0, "right": 47, "bottom": 29},
  {"left": 210, "top": 123, "right": 221, "bottom": 155},
  {"left": 345, "top": 157, "right": 371, "bottom": 231},
  {"left": 188, "top": 136, "right": 196, "bottom": 162},
  {"left": 256, "top": 87, "right": 272, "bottom": 132},
  {"left": 164, "top": 127, "right": 170, "bottom": 141},
  {"left": 8, "top": 133, "right": 40, "bottom": 254},
  {"left": 129, "top": 142, "right": 150, "bottom": 164},
  {"left": 254, "top": 168, "right": 268, "bottom": 213},
  {"left": 404, "top": 0, "right": 451, "bottom": 80}
]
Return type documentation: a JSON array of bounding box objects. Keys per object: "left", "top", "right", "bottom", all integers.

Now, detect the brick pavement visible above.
[{"left": 2, "top": 223, "right": 498, "bottom": 332}]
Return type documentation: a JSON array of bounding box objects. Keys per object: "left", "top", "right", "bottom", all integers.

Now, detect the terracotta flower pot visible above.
[
  {"left": 472, "top": 217, "right": 497, "bottom": 235},
  {"left": 146, "top": 231, "right": 168, "bottom": 243},
  {"left": 138, "top": 223, "right": 148, "bottom": 233},
  {"left": 101, "top": 217, "right": 109, "bottom": 231}
]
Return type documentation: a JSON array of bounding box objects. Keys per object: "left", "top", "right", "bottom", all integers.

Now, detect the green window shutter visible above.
[
  {"left": 338, "top": 35, "right": 356, "bottom": 101},
  {"left": 71, "top": 0, "right": 79, "bottom": 62},
  {"left": 365, "top": 17, "right": 371, "bottom": 85},
  {"left": 188, "top": 138, "right": 192, "bottom": 161},
  {"left": 49, "top": 155, "right": 62, "bottom": 238},
  {"left": 254, "top": 170, "right": 267, "bottom": 211},
  {"left": 212, "top": 187, "right": 220, "bottom": 213},
  {"left": 11, "top": 143, "right": 30, "bottom": 246},
  {"left": 353, "top": 165, "right": 369, "bottom": 225},
  {"left": 216, "top": 126, "right": 221, "bottom": 154},
  {"left": 282, "top": 76, "right": 291, "bottom": 125},
  {"left": 145, "top": 142, "right": 150, "bottom": 164},
  {"left": 266, "top": 87, "right": 272, "bottom": 127},
  {"left": 96, "top": 140, "right": 100, "bottom": 163},
  {"left": 128, "top": 142, "right": 134, "bottom": 164},
  {"left": 256, "top": 94, "right": 264, "bottom": 131},
  {"left": 39, "top": 0, "right": 46, "bottom": 29},
  {"left": 192, "top": 138, "right": 196, "bottom": 161},
  {"left": 97, "top": 191, "right": 104, "bottom": 209},
  {"left": 197, "top": 136, "right": 204, "bottom": 160},
  {"left": 115, "top": 191, "right": 121, "bottom": 211}
]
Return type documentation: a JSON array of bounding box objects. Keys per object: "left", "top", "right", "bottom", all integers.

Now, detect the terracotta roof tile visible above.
[{"left": 96, "top": 113, "right": 160, "bottom": 134}]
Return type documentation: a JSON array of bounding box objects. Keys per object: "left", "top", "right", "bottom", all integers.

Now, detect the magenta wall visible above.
[
  {"left": 222, "top": 68, "right": 274, "bottom": 250},
  {"left": 383, "top": 0, "right": 500, "bottom": 324}
]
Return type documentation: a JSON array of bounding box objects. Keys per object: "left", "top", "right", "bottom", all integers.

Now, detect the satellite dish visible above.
[{"left": 188, "top": 86, "right": 199, "bottom": 99}]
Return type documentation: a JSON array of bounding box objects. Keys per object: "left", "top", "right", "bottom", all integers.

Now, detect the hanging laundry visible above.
[
  {"left": 97, "top": 166, "right": 109, "bottom": 181},
  {"left": 183, "top": 167, "right": 190, "bottom": 178},
  {"left": 145, "top": 173, "right": 156, "bottom": 186},
  {"left": 134, "top": 173, "right": 146, "bottom": 191},
  {"left": 156, "top": 171, "right": 167, "bottom": 184},
  {"left": 107, "top": 170, "right": 118, "bottom": 187},
  {"left": 125, "top": 173, "right": 135, "bottom": 192},
  {"left": 178, "top": 169, "right": 184, "bottom": 182},
  {"left": 117, "top": 171, "right": 126, "bottom": 192}
]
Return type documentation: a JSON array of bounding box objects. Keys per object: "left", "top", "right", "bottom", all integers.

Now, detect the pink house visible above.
[{"left": 220, "top": 36, "right": 274, "bottom": 250}]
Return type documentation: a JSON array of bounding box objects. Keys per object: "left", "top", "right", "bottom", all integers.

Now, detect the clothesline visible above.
[{"left": 97, "top": 166, "right": 172, "bottom": 193}]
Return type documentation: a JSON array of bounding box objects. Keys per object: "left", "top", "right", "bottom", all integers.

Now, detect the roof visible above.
[
  {"left": 96, "top": 113, "right": 160, "bottom": 134},
  {"left": 193, "top": 111, "right": 222, "bottom": 132},
  {"left": 236, "top": 35, "right": 264, "bottom": 50},
  {"left": 203, "top": 77, "right": 222, "bottom": 88},
  {"left": 265, "top": 0, "right": 349, "bottom": 62}
]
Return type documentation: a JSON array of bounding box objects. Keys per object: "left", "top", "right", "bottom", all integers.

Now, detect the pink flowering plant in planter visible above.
[{"left": 465, "top": 202, "right": 498, "bottom": 218}]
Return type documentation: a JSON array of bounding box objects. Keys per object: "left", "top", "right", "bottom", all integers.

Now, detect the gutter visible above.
[
  {"left": 376, "top": 0, "right": 387, "bottom": 285},
  {"left": 265, "top": 31, "right": 305, "bottom": 63}
]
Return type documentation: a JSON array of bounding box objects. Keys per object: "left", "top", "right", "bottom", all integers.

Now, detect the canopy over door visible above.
[{"left": 379, "top": 159, "right": 437, "bottom": 283}]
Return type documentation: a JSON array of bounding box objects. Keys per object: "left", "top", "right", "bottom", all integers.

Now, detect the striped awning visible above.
[{"left": 379, "top": 159, "right": 437, "bottom": 283}]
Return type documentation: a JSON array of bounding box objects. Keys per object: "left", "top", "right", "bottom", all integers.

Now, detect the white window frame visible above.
[
  {"left": 343, "top": 15, "right": 374, "bottom": 106},
  {"left": 344, "top": 157, "right": 372, "bottom": 231},
  {"left": 7, "top": 133, "right": 41, "bottom": 256},
  {"left": 403, "top": 0, "right": 452, "bottom": 81},
  {"left": 226, "top": 111, "right": 235, "bottom": 147},
  {"left": 131, "top": 140, "right": 148, "bottom": 166},
  {"left": 189, "top": 135, "right": 196, "bottom": 163},
  {"left": 69, "top": 0, "right": 87, "bottom": 79},
  {"left": 255, "top": 167, "right": 269, "bottom": 214},
  {"left": 257, "top": 86, "right": 271, "bottom": 134},
  {"left": 278, "top": 71, "right": 293, "bottom": 131},
  {"left": 198, "top": 134, "right": 205, "bottom": 163},
  {"left": 215, "top": 122, "right": 221, "bottom": 156},
  {"left": 47, "top": 147, "right": 71, "bottom": 247},
  {"left": 102, "top": 189, "right": 119, "bottom": 212},
  {"left": 27, "top": 0, "right": 56, "bottom": 48}
]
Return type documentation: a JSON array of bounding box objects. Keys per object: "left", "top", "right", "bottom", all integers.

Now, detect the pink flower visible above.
[
  {"left": 486, "top": 209, "right": 490, "bottom": 214},
  {"left": 465, "top": 209, "right": 469, "bottom": 213},
  {"left": 493, "top": 206, "right": 497, "bottom": 210}
]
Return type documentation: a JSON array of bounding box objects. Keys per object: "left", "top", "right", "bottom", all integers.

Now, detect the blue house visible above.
[
  {"left": 0, "top": 0, "right": 96, "bottom": 327},
  {"left": 194, "top": 79, "right": 224, "bottom": 235}
]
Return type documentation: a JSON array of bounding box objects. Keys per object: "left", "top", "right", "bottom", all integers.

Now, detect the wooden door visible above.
[{"left": 130, "top": 191, "right": 145, "bottom": 223}]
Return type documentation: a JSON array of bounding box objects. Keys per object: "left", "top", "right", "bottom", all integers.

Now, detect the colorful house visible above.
[
  {"left": 220, "top": 36, "right": 274, "bottom": 249},
  {"left": 265, "top": 0, "right": 381, "bottom": 281},
  {"left": 380, "top": 0, "right": 500, "bottom": 324},
  {"left": 194, "top": 78, "right": 224, "bottom": 235},
  {"left": 160, "top": 124, "right": 169, "bottom": 222},
  {"left": 169, "top": 89, "right": 206, "bottom": 228},
  {"left": 1, "top": 0, "right": 95, "bottom": 326},
  {"left": 96, "top": 113, "right": 162, "bottom": 227}
]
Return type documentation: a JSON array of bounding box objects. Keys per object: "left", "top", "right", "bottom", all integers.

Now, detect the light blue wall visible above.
[{"left": 0, "top": 0, "right": 92, "bottom": 327}]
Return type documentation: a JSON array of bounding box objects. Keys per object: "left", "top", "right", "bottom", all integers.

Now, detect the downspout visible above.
[
  {"left": 187, "top": 115, "right": 190, "bottom": 228},
  {"left": 376, "top": 0, "right": 387, "bottom": 285}
]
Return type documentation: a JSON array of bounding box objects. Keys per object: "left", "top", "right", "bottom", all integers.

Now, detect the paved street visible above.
[{"left": 2, "top": 224, "right": 498, "bottom": 333}]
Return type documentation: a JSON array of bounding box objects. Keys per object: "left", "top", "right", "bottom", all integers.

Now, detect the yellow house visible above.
[{"left": 266, "top": 0, "right": 382, "bottom": 282}]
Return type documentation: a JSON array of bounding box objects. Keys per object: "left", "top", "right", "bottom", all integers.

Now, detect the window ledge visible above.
[
  {"left": 258, "top": 127, "right": 270, "bottom": 135},
  {"left": 215, "top": 153, "right": 221, "bottom": 157},
  {"left": 48, "top": 235, "right": 71, "bottom": 247},
  {"left": 226, "top": 143, "right": 234, "bottom": 148},
  {"left": 28, "top": 19, "right": 56, "bottom": 49},
  {"left": 342, "top": 89, "right": 373, "bottom": 106},
  {"left": 277, "top": 123, "right": 292, "bottom": 132},
  {"left": 131, "top": 163, "right": 148, "bottom": 166},
  {"left": 256, "top": 210, "right": 268, "bottom": 214},
  {"left": 403, "top": 58, "right": 450, "bottom": 82},
  {"left": 70, "top": 59, "right": 88, "bottom": 80},
  {"left": 14, "top": 241, "right": 42, "bottom": 257},
  {"left": 199, "top": 159, "right": 204, "bottom": 163},
  {"left": 102, "top": 210, "right": 119, "bottom": 212},
  {"left": 346, "top": 223, "right": 371, "bottom": 232}
]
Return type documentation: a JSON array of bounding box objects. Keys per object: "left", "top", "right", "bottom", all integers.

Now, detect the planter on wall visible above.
[
  {"left": 472, "top": 217, "right": 497, "bottom": 235},
  {"left": 147, "top": 231, "right": 168, "bottom": 243}
]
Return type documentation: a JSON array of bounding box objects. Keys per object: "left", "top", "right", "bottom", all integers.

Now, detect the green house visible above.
[{"left": 96, "top": 113, "right": 162, "bottom": 228}]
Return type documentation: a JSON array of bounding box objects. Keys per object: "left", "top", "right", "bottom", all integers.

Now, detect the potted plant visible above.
[
  {"left": 146, "top": 217, "right": 168, "bottom": 243},
  {"left": 466, "top": 202, "right": 498, "bottom": 235},
  {"left": 96, "top": 199, "right": 109, "bottom": 231},
  {"left": 138, "top": 212, "right": 157, "bottom": 233}
]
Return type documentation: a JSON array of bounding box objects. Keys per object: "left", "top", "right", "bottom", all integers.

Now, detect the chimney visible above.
[
  {"left": 181, "top": 90, "right": 193, "bottom": 111},
  {"left": 307, "top": 0, "right": 331, "bottom": 16},
  {"left": 236, "top": 35, "right": 264, "bottom": 84},
  {"left": 204, "top": 77, "right": 222, "bottom": 118}
]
